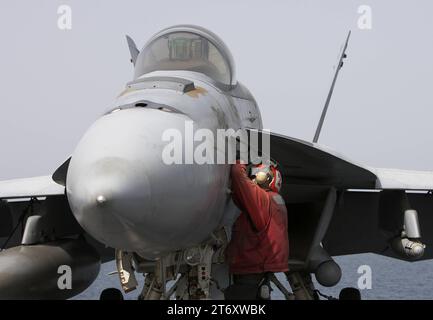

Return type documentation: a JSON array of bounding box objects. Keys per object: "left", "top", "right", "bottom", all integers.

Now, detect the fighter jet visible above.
[{"left": 1, "top": 25, "right": 432, "bottom": 300}]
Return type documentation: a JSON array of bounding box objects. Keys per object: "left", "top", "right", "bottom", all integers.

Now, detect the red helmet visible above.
[{"left": 249, "top": 161, "right": 282, "bottom": 193}]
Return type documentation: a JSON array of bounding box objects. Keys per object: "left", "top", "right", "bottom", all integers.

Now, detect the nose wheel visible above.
[
  {"left": 100, "top": 288, "right": 124, "bottom": 300},
  {"left": 339, "top": 287, "right": 361, "bottom": 300}
]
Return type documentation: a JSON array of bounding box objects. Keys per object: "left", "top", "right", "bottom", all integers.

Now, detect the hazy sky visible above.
[{"left": 1, "top": 0, "right": 433, "bottom": 180}]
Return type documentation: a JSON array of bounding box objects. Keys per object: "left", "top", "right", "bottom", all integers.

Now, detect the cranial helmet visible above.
[{"left": 249, "top": 160, "right": 282, "bottom": 193}]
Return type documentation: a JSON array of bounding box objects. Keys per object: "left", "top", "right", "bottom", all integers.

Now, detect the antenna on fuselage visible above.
[
  {"left": 126, "top": 35, "right": 139, "bottom": 65},
  {"left": 313, "top": 30, "right": 351, "bottom": 143}
]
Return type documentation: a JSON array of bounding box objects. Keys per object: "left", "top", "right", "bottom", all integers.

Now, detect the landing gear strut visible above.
[
  {"left": 115, "top": 229, "right": 228, "bottom": 300},
  {"left": 286, "top": 272, "right": 319, "bottom": 300}
]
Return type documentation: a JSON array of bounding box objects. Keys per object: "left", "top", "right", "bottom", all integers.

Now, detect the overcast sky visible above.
[{"left": 1, "top": 0, "right": 432, "bottom": 180}]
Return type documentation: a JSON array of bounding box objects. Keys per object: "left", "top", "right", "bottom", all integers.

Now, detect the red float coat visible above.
[{"left": 226, "top": 163, "right": 289, "bottom": 274}]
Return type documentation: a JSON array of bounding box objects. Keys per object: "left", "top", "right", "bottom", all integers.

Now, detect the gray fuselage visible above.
[{"left": 66, "top": 70, "right": 262, "bottom": 259}]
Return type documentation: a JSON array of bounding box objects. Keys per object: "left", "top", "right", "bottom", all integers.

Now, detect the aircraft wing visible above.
[
  {"left": 0, "top": 175, "right": 65, "bottom": 200},
  {"left": 254, "top": 129, "right": 433, "bottom": 191},
  {"left": 260, "top": 130, "right": 378, "bottom": 189},
  {"left": 371, "top": 168, "right": 433, "bottom": 190},
  {"left": 252, "top": 129, "right": 433, "bottom": 261},
  {"left": 0, "top": 175, "right": 64, "bottom": 241},
  {"left": 322, "top": 190, "right": 433, "bottom": 260},
  {"left": 0, "top": 174, "right": 114, "bottom": 262}
]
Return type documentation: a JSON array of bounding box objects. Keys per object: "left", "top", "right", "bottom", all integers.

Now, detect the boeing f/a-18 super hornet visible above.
[{"left": 0, "top": 25, "right": 432, "bottom": 300}]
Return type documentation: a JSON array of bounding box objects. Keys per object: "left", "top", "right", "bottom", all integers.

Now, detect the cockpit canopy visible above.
[{"left": 134, "top": 25, "right": 236, "bottom": 87}]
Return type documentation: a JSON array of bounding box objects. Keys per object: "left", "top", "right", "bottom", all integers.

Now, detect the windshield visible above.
[{"left": 134, "top": 27, "right": 236, "bottom": 86}]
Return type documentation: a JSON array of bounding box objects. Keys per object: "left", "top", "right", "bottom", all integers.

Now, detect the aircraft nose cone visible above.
[
  {"left": 66, "top": 109, "right": 165, "bottom": 250},
  {"left": 66, "top": 108, "right": 225, "bottom": 258},
  {"left": 67, "top": 154, "right": 152, "bottom": 244}
]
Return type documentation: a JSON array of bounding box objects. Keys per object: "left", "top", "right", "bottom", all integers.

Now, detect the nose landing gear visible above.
[{"left": 113, "top": 228, "right": 228, "bottom": 300}]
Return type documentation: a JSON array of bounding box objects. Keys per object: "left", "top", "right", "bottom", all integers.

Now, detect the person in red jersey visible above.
[{"left": 225, "top": 160, "right": 289, "bottom": 300}]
